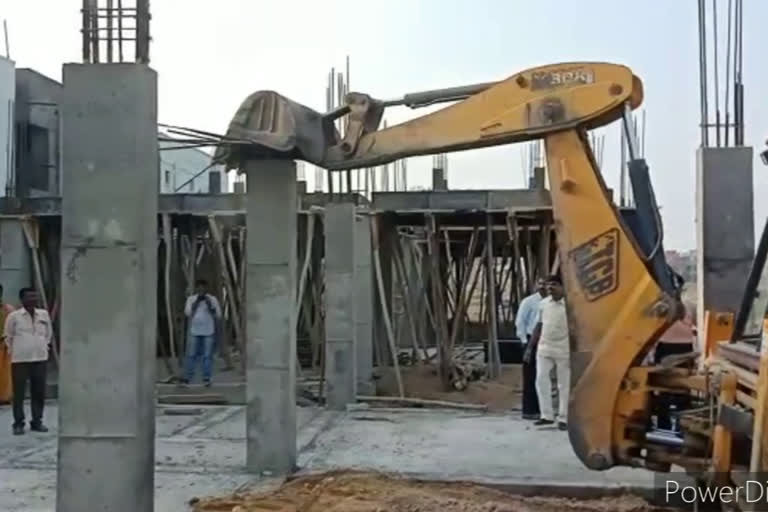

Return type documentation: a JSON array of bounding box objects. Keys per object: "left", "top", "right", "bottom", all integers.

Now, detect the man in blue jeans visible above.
[{"left": 181, "top": 279, "right": 221, "bottom": 387}]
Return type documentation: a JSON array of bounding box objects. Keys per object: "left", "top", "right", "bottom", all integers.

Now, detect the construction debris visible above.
[
  {"left": 357, "top": 395, "right": 489, "bottom": 411},
  {"left": 190, "top": 471, "right": 665, "bottom": 512}
]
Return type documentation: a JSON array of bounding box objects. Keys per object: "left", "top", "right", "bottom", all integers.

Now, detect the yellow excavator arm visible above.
[{"left": 218, "top": 62, "right": 685, "bottom": 471}]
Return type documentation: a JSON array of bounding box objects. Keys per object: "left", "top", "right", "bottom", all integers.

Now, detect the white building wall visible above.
[
  {"left": 0, "top": 56, "right": 15, "bottom": 198},
  {"left": 159, "top": 131, "right": 227, "bottom": 193}
]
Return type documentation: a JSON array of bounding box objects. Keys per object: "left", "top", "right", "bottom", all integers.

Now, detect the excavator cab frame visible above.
[{"left": 216, "top": 62, "right": 689, "bottom": 472}]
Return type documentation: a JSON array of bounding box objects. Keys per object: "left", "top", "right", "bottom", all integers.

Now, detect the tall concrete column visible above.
[
  {"left": 696, "top": 147, "right": 754, "bottom": 342},
  {"left": 245, "top": 159, "right": 297, "bottom": 474},
  {"left": 324, "top": 202, "right": 357, "bottom": 409},
  {"left": 58, "top": 64, "right": 158, "bottom": 511},
  {"left": 0, "top": 220, "right": 31, "bottom": 304},
  {"left": 354, "top": 213, "right": 375, "bottom": 395}
]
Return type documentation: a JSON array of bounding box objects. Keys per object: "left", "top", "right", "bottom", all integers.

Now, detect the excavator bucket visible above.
[{"left": 213, "top": 91, "right": 339, "bottom": 172}]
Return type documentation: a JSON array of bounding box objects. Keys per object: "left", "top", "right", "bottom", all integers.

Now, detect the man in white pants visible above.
[{"left": 523, "top": 275, "right": 570, "bottom": 431}]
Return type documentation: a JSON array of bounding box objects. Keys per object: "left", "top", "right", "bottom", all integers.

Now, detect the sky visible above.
[{"left": 3, "top": 0, "right": 768, "bottom": 250}]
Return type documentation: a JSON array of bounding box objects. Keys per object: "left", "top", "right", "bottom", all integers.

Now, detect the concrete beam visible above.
[
  {"left": 354, "top": 213, "right": 375, "bottom": 395},
  {"left": 244, "top": 159, "right": 297, "bottom": 474},
  {"left": 324, "top": 203, "right": 357, "bottom": 409},
  {"left": 696, "top": 147, "right": 755, "bottom": 333},
  {"left": 58, "top": 64, "right": 158, "bottom": 512},
  {"left": 0, "top": 189, "right": 552, "bottom": 218},
  {"left": 372, "top": 189, "right": 550, "bottom": 211}
]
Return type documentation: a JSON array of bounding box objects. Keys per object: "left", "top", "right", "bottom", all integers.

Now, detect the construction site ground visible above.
[
  {"left": 0, "top": 401, "right": 660, "bottom": 512},
  {"left": 375, "top": 363, "right": 523, "bottom": 411}
]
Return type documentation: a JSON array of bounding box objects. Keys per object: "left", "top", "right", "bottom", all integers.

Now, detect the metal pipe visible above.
[
  {"left": 622, "top": 103, "right": 640, "bottom": 162},
  {"left": 713, "top": 0, "right": 720, "bottom": 147},
  {"left": 382, "top": 81, "right": 497, "bottom": 109},
  {"left": 136, "top": 0, "right": 150, "bottom": 63},
  {"left": 117, "top": 0, "right": 123, "bottom": 62},
  {"left": 697, "top": 0, "right": 709, "bottom": 147},
  {"left": 620, "top": 121, "right": 626, "bottom": 207},
  {"left": 106, "top": 0, "right": 114, "bottom": 62},
  {"left": 3, "top": 19, "right": 9, "bottom": 58},
  {"left": 81, "top": 0, "right": 91, "bottom": 63},
  {"left": 725, "top": 0, "right": 732, "bottom": 146},
  {"left": 90, "top": 0, "right": 100, "bottom": 63},
  {"left": 737, "top": 0, "right": 744, "bottom": 146},
  {"left": 646, "top": 430, "right": 684, "bottom": 447}
]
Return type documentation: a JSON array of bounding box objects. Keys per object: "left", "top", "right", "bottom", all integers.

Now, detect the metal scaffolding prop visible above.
[
  {"left": 23, "top": 205, "right": 555, "bottom": 394},
  {"left": 81, "top": 0, "right": 150, "bottom": 64}
]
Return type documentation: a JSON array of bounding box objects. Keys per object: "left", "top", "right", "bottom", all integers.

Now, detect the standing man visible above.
[
  {"left": 4, "top": 287, "right": 52, "bottom": 435},
  {"left": 524, "top": 275, "right": 570, "bottom": 431},
  {"left": 181, "top": 279, "right": 221, "bottom": 387},
  {"left": 515, "top": 278, "right": 547, "bottom": 420}
]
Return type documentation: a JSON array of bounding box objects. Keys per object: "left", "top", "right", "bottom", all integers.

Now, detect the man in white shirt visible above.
[
  {"left": 4, "top": 287, "right": 52, "bottom": 435},
  {"left": 524, "top": 275, "right": 570, "bottom": 431},
  {"left": 181, "top": 279, "right": 222, "bottom": 386},
  {"left": 515, "top": 278, "right": 547, "bottom": 420}
]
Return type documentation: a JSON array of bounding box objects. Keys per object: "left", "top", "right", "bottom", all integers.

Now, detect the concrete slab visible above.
[{"left": 0, "top": 403, "right": 654, "bottom": 511}]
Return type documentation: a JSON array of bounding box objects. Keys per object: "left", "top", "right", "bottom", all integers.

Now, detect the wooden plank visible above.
[
  {"left": 158, "top": 394, "right": 228, "bottom": 405},
  {"left": 485, "top": 213, "right": 501, "bottom": 379},
  {"left": 427, "top": 214, "right": 453, "bottom": 388},
  {"left": 736, "top": 390, "right": 755, "bottom": 410},
  {"left": 357, "top": 395, "right": 488, "bottom": 411},
  {"left": 208, "top": 216, "right": 245, "bottom": 372},
  {"left": 392, "top": 236, "right": 427, "bottom": 361},
  {"left": 372, "top": 214, "right": 404, "bottom": 397},
  {"left": 160, "top": 213, "right": 177, "bottom": 363}
]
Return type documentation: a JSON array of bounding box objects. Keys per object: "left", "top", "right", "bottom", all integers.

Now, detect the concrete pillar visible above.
[
  {"left": 324, "top": 203, "right": 357, "bottom": 409},
  {"left": 354, "top": 213, "right": 375, "bottom": 395},
  {"left": 245, "top": 159, "right": 297, "bottom": 474},
  {"left": 58, "top": 64, "right": 158, "bottom": 512},
  {"left": 696, "top": 147, "right": 755, "bottom": 338},
  {"left": 530, "top": 166, "right": 546, "bottom": 189},
  {"left": 432, "top": 168, "right": 447, "bottom": 191},
  {"left": 208, "top": 170, "right": 222, "bottom": 193},
  {"left": 0, "top": 220, "right": 31, "bottom": 305}
]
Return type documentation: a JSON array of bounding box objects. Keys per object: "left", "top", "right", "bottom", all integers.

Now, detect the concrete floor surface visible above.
[{"left": 0, "top": 402, "right": 654, "bottom": 511}]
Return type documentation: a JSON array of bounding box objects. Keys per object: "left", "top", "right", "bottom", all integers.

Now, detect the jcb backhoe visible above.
[{"left": 214, "top": 62, "right": 768, "bottom": 498}]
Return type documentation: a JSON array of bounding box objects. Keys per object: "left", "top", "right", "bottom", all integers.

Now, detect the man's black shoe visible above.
[
  {"left": 522, "top": 413, "right": 539, "bottom": 420},
  {"left": 203, "top": 379, "right": 212, "bottom": 388},
  {"left": 30, "top": 423, "right": 48, "bottom": 433},
  {"left": 534, "top": 418, "right": 554, "bottom": 426},
  {"left": 12, "top": 425, "right": 24, "bottom": 435},
  {"left": 558, "top": 422, "right": 567, "bottom": 431}
]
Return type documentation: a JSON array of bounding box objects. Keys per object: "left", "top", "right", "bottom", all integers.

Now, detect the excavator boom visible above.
[
  {"left": 215, "top": 62, "right": 642, "bottom": 171},
  {"left": 218, "top": 62, "right": 684, "bottom": 472}
]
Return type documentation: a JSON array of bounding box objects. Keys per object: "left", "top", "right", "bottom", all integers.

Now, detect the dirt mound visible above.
[
  {"left": 376, "top": 364, "right": 522, "bottom": 412},
  {"left": 191, "top": 471, "right": 667, "bottom": 512}
]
